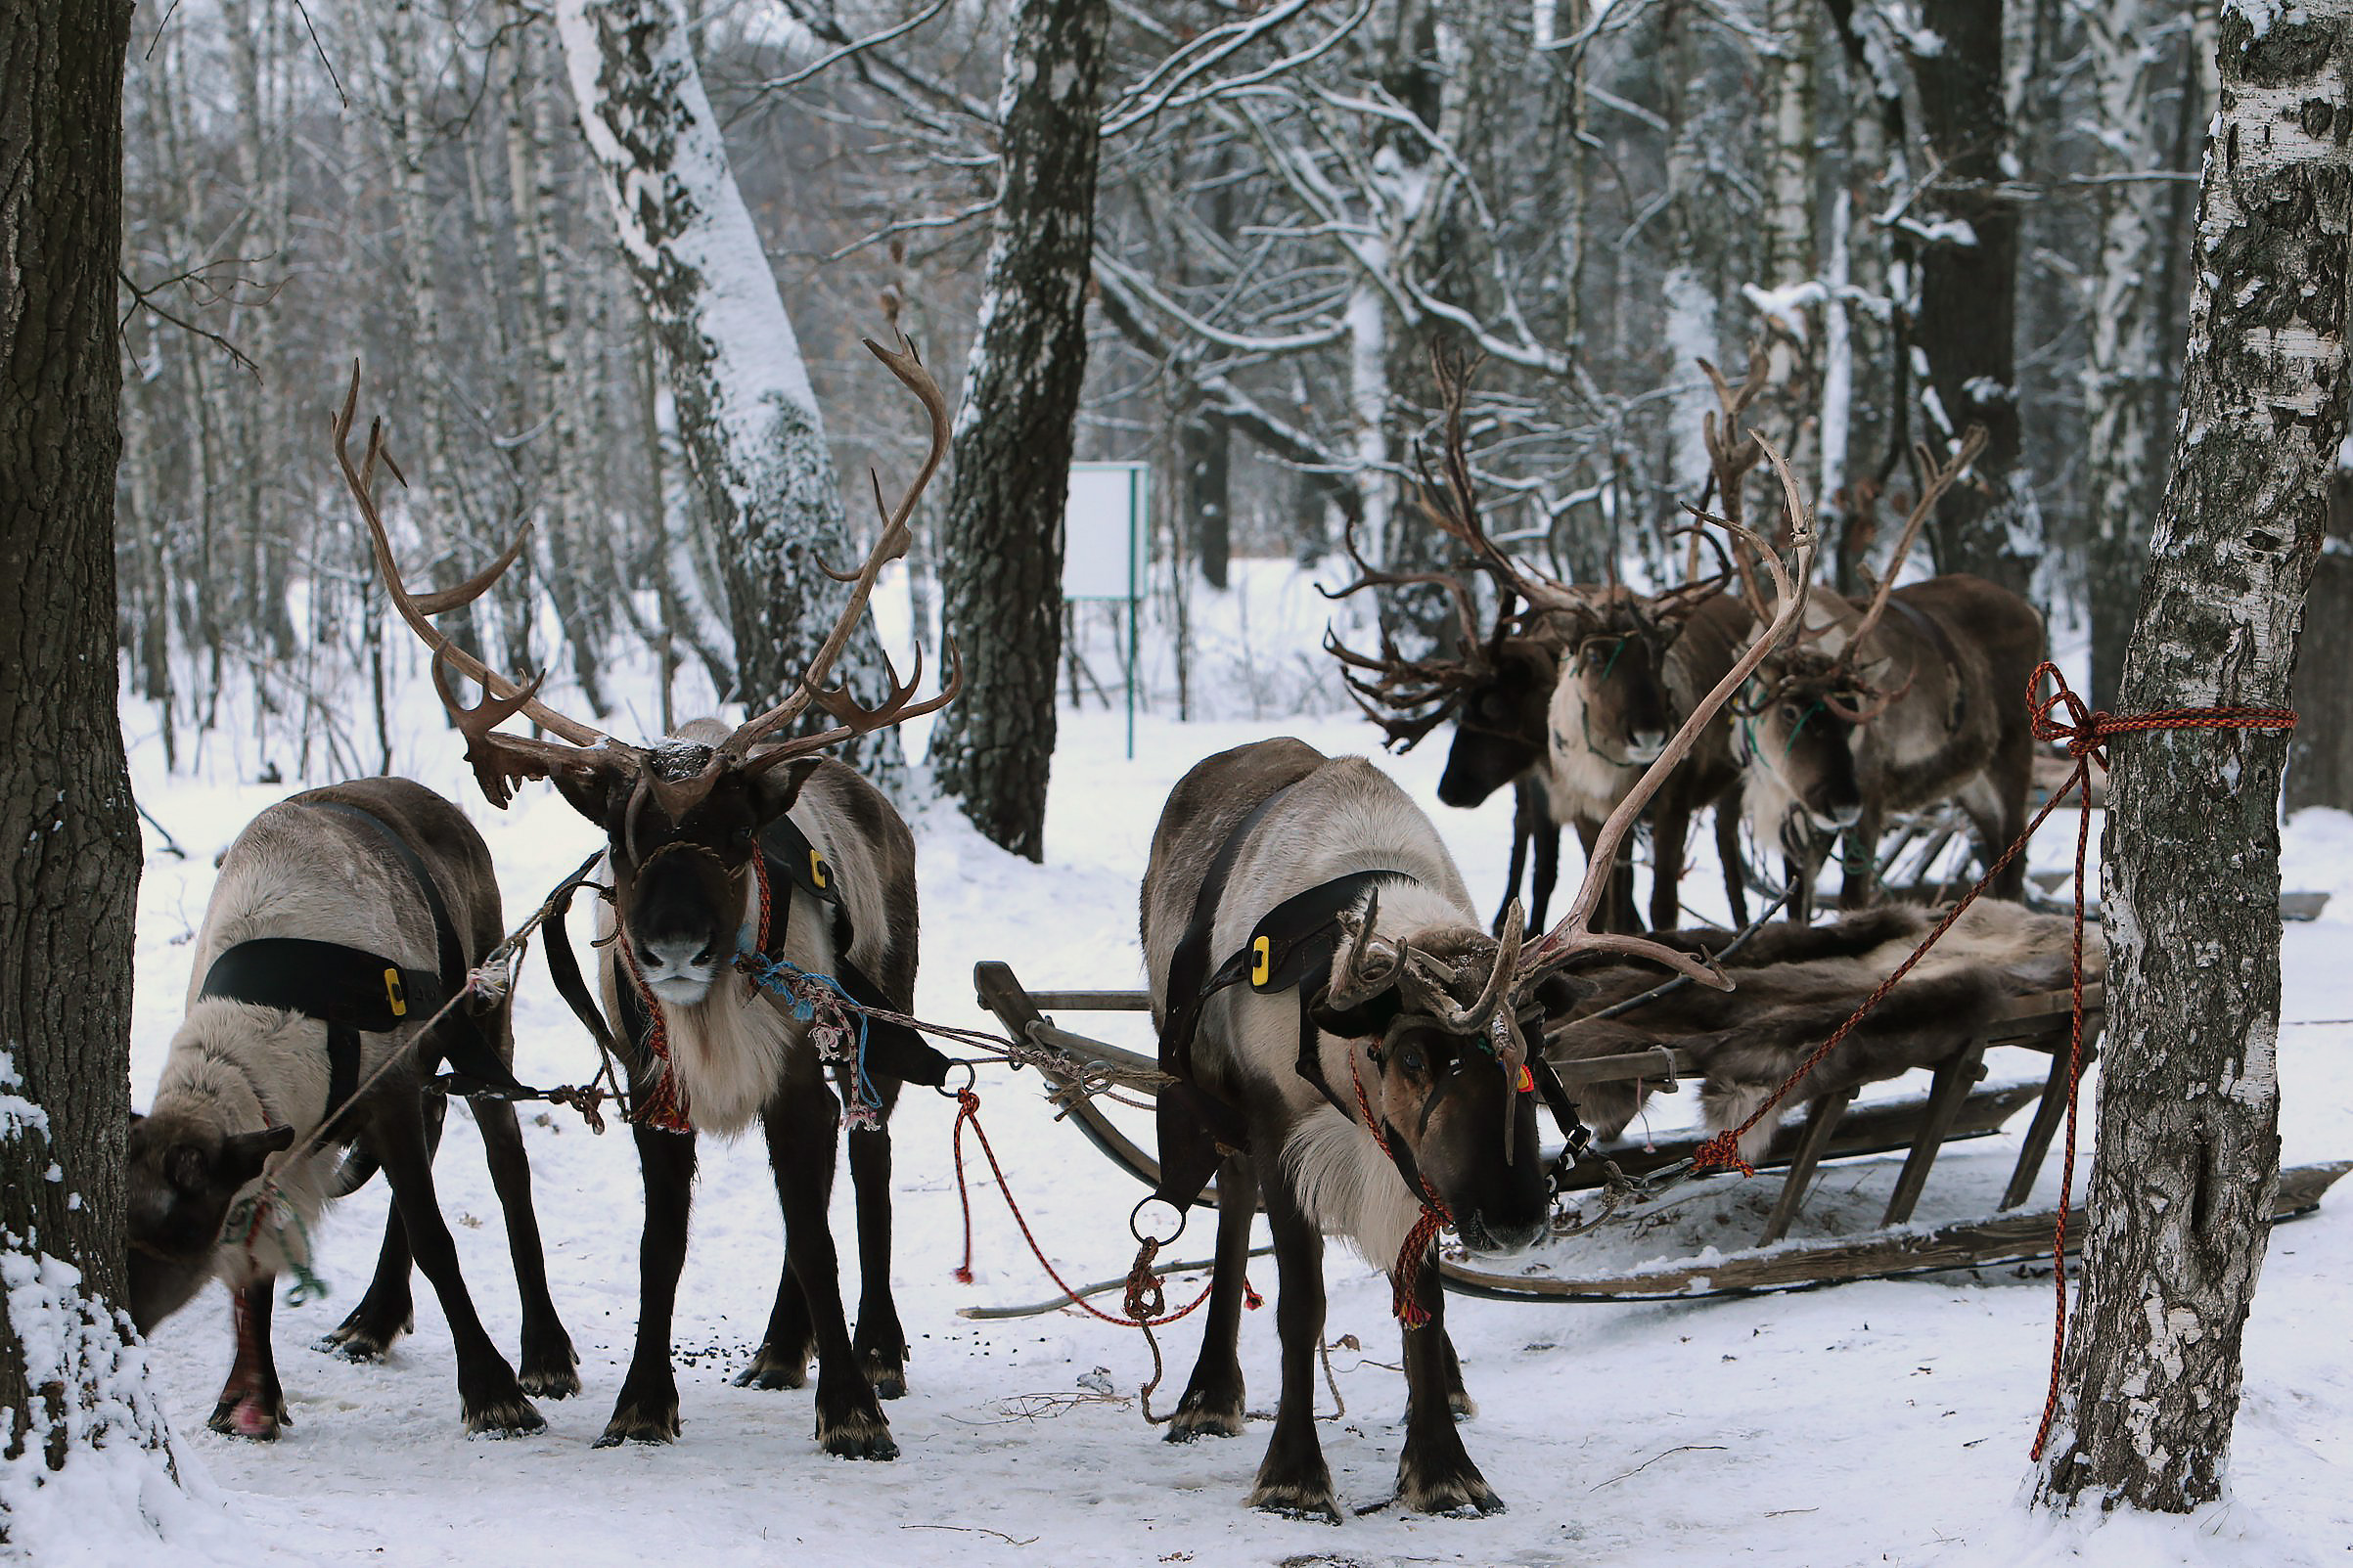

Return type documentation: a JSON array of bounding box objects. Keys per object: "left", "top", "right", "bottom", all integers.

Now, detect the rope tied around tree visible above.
[{"left": 1676, "top": 661, "right": 2294, "bottom": 1457}]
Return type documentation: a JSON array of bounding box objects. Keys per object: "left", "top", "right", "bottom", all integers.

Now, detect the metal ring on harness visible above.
[
  {"left": 935, "top": 1059, "right": 980, "bottom": 1098},
  {"left": 1130, "top": 1194, "right": 1189, "bottom": 1250}
]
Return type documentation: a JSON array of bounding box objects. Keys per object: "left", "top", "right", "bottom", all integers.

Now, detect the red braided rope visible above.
[
  {"left": 616, "top": 923, "right": 692, "bottom": 1134},
  {"left": 1348, "top": 1047, "right": 1449, "bottom": 1327},
  {"left": 2022, "top": 664, "right": 2293, "bottom": 1460},
  {"left": 1678, "top": 660, "right": 2294, "bottom": 1457},
  {"left": 950, "top": 1088, "right": 1215, "bottom": 1328}
]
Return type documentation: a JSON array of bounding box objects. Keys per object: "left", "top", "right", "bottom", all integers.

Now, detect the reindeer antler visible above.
[
  {"left": 1516, "top": 434, "right": 1820, "bottom": 993},
  {"left": 1846, "top": 425, "right": 1986, "bottom": 652}
]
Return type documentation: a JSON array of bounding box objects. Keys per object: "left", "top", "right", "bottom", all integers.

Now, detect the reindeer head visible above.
[
  {"left": 1330, "top": 348, "right": 1729, "bottom": 804},
  {"left": 125, "top": 1109, "right": 294, "bottom": 1332},
  {"left": 333, "top": 336, "right": 958, "bottom": 1011},
  {"left": 1733, "top": 650, "right": 1870, "bottom": 844},
  {"left": 1316, "top": 899, "right": 1566, "bottom": 1254}
]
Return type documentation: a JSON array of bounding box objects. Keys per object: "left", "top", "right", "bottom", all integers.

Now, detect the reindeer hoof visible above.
[
  {"left": 319, "top": 1310, "right": 409, "bottom": 1362},
  {"left": 816, "top": 1406, "right": 897, "bottom": 1461},
  {"left": 1247, "top": 1469, "right": 1341, "bottom": 1523},
  {"left": 1163, "top": 1391, "right": 1246, "bottom": 1442},
  {"left": 594, "top": 1405, "right": 680, "bottom": 1447},
  {"left": 733, "top": 1343, "right": 810, "bottom": 1390},
  {"left": 208, "top": 1395, "right": 287, "bottom": 1441},
  {"left": 1398, "top": 1461, "right": 1504, "bottom": 1516},
  {"left": 858, "top": 1345, "right": 908, "bottom": 1401},
  {"left": 464, "top": 1394, "right": 546, "bottom": 1437},
  {"left": 520, "top": 1358, "right": 582, "bottom": 1400}
]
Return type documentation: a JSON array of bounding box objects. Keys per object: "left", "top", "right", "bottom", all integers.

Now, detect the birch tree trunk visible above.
[
  {"left": 927, "top": 0, "right": 1112, "bottom": 858},
  {"left": 0, "top": 0, "right": 179, "bottom": 1535},
  {"left": 2081, "top": 0, "right": 2173, "bottom": 709},
  {"left": 2035, "top": 0, "right": 2351, "bottom": 1511},
  {"left": 554, "top": 0, "right": 901, "bottom": 776}
]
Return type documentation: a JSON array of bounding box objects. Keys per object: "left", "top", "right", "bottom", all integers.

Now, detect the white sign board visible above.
[{"left": 1063, "top": 462, "right": 1149, "bottom": 601}]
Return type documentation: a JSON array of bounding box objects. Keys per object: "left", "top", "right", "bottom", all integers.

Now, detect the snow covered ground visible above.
[{"left": 59, "top": 562, "right": 2353, "bottom": 1567}]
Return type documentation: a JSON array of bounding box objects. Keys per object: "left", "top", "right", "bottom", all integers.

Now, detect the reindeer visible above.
[
  {"left": 1327, "top": 352, "right": 1744, "bottom": 934},
  {"left": 1729, "top": 429, "right": 2044, "bottom": 917},
  {"left": 1142, "top": 458, "right": 1815, "bottom": 1518},
  {"left": 127, "top": 777, "right": 577, "bottom": 1439},
  {"left": 333, "top": 338, "right": 958, "bottom": 1458}
]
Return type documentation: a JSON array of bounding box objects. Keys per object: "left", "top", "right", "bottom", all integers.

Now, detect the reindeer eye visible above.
[
  {"left": 1783, "top": 703, "right": 1802, "bottom": 724},
  {"left": 1398, "top": 1046, "right": 1425, "bottom": 1075},
  {"left": 733, "top": 824, "right": 754, "bottom": 844}
]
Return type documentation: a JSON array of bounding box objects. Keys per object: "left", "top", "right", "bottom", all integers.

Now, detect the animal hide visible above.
[{"left": 1550, "top": 903, "right": 2104, "bottom": 1160}]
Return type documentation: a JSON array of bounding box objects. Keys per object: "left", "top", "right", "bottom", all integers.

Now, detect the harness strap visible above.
[{"left": 309, "top": 801, "right": 529, "bottom": 1099}]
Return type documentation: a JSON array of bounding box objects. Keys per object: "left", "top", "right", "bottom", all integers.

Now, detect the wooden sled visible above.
[{"left": 969, "top": 963, "right": 2352, "bottom": 1304}]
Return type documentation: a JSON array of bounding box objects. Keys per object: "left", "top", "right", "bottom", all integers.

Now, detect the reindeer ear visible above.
[
  {"left": 548, "top": 762, "right": 625, "bottom": 829},
  {"left": 750, "top": 758, "right": 825, "bottom": 826},
  {"left": 219, "top": 1125, "right": 296, "bottom": 1188},
  {"left": 1312, "top": 987, "right": 1403, "bottom": 1042}
]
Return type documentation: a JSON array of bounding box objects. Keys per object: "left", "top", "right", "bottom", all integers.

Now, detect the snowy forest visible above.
[{"left": 9, "top": 0, "right": 2353, "bottom": 1564}]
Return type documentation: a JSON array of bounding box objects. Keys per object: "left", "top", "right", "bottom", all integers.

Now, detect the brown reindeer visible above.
[
  {"left": 1731, "top": 430, "right": 2044, "bottom": 917},
  {"left": 1327, "top": 352, "right": 1744, "bottom": 933},
  {"left": 128, "top": 777, "right": 576, "bottom": 1439},
  {"left": 1141, "top": 456, "right": 1815, "bottom": 1518},
  {"left": 333, "top": 338, "right": 959, "bottom": 1458}
]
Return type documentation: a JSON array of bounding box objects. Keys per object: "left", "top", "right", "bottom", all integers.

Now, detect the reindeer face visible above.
[
  {"left": 125, "top": 1111, "right": 294, "bottom": 1332},
  {"left": 1437, "top": 642, "right": 1555, "bottom": 807},
  {"left": 553, "top": 749, "right": 819, "bottom": 1008},
  {"left": 1556, "top": 605, "right": 1675, "bottom": 767},
  {"left": 1738, "top": 669, "right": 1866, "bottom": 838},
  {"left": 1317, "top": 914, "right": 1574, "bottom": 1259}
]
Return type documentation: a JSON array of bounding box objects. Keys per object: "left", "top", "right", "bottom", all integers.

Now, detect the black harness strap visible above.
[{"left": 311, "top": 801, "right": 531, "bottom": 1100}]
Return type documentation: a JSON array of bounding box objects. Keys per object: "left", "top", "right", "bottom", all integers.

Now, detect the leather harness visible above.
[{"left": 196, "top": 799, "right": 529, "bottom": 1140}]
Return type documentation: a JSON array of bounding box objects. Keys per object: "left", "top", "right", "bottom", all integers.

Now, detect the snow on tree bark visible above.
[
  {"left": 928, "top": 0, "right": 1112, "bottom": 860},
  {"left": 1, "top": 0, "right": 180, "bottom": 1537},
  {"left": 2034, "top": 0, "right": 2351, "bottom": 1514},
  {"left": 554, "top": 0, "right": 901, "bottom": 776}
]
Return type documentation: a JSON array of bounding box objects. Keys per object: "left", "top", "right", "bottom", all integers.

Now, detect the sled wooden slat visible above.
[
  {"left": 1761, "top": 1088, "right": 1858, "bottom": 1244},
  {"left": 1026, "top": 989, "right": 1154, "bottom": 1011},
  {"left": 1438, "top": 1161, "right": 2351, "bottom": 1302},
  {"left": 1880, "top": 1040, "right": 1987, "bottom": 1227}
]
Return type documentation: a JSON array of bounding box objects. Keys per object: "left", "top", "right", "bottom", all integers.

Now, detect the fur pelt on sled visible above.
[{"left": 1549, "top": 903, "right": 2104, "bottom": 1162}]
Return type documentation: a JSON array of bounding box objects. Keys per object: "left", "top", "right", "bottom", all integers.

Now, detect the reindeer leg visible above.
[
  {"left": 321, "top": 1093, "right": 440, "bottom": 1360},
  {"left": 737, "top": 1261, "right": 813, "bottom": 1391},
  {"left": 1839, "top": 808, "right": 1883, "bottom": 909},
  {"left": 1246, "top": 1176, "right": 1338, "bottom": 1522},
  {"left": 1439, "top": 1325, "right": 1473, "bottom": 1418},
  {"left": 1529, "top": 811, "right": 1561, "bottom": 929},
  {"left": 1396, "top": 1250, "right": 1501, "bottom": 1514},
  {"left": 1651, "top": 795, "right": 1693, "bottom": 931},
  {"left": 1496, "top": 787, "right": 1532, "bottom": 935},
  {"left": 765, "top": 1072, "right": 893, "bottom": 1459},
  {"left": 848, "top": 1078, "right": 909, "bottom": 1399},
  {"left": 209, "top": 1280, "right": 288, "bottom": 1439},
  {"left": 598, "top": 1106, "right": 696, "bottom": 1446},
  {"left": 1715, "top": 802, "right": 1750, "bottom": 926},
  {"left": 1167, "top": 1154, "right": 1258, "bottom": 1441},
  {"left": 474, "top": 1094, "right": 579, "bottom": 1398},
  {"left": 366, "top": 1094, "right": 544, "bottom": 1436}
]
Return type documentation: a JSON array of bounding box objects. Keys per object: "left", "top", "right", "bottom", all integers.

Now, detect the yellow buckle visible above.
[
  {"left": 1249, "top": 934, "right": 1271, "bottom": 987},
  {"left": 385, "top": 968, "right": 408, "bottom": 1018},
  {"left": 809, "top": 849, "right": 830, "bottom": 890}
]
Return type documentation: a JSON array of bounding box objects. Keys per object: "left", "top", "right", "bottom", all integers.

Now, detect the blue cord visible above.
[{"left": 740, "top": 951, "right": 881, "bottom": 1118}]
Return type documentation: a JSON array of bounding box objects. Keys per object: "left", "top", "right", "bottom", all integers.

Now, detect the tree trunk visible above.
[
  {"left": 1909, "top": 0, "right": 2033, "bottom": 596},
  {"left": 554, "top": 0, "right": 902, "bottom": 778},
  {"left": 2035, "top": 3, "right": 2351, "bottom": 1512},
  {"left": 2287, "top": 468, "right": 2353, "bottom": 811},
  {"left": 1184, "top": 403, "right": 1232, "bottom": 591},
  {"left": 0, "top": 0, "right": 177, "bottom": 1536},
  {"left": 2082, "top": 0, "right": 2173, "bottom": 710},
  {"left": 928, "top": 0, "right": 1112, "bottom": 859}
]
